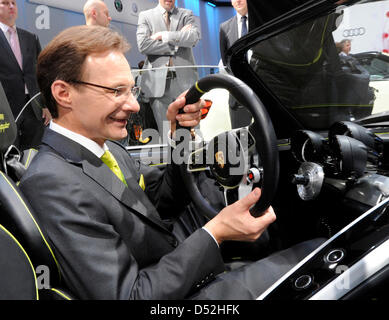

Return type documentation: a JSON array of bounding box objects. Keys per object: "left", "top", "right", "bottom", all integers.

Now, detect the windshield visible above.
[
  {"left": 247, "top": 0, "right": 389, "bottom": 130},
  {"left": 129, "top": 65, "right": 231, "bottom": 146}
]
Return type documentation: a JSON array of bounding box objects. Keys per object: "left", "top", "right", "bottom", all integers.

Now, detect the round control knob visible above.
[
  {"left": 247, "top": 167, "right": 262, "bottom": 184},
  {"left": 325, "top": 249, "right": 345, "bottom": 264},
  {"left": 294, "top": 274, "right": 313, "bottom": 290},
  {"left": 294, "top": 162, "right": 324, "bottom": 201},
  {"left": 292, "top": 174, "right": 309, "bottom": 186}
]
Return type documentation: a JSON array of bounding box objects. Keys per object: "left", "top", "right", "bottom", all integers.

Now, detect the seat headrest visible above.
[{"left": 0, "top": 82, "right": 17, "bottom": 153}]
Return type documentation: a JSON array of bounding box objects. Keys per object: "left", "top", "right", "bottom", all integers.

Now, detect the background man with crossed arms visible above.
[{"left": 136, "top": 0, "right": 200, "bottom": 142}]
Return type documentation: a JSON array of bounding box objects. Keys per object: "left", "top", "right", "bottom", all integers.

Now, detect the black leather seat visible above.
[
  {"left": 0, "top": 222, "right": 72, "bottom": 300},
  {"left": 0, "top": 82, "right": 17, "bottom": 174},
  {"left": 0, "top": 82, "right": 73, "bottom": 300},
  {"left": 0, "top": 223, "right": 38, "bottom": 300}
]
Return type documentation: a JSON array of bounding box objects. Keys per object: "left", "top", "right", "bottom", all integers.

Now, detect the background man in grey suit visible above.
[
  {"left": 136, "top": 0, "right": 200, "bottom": 142},
  {"left": 219, "top": 0, "right": 252, "bottom": 129},
  {"left": 0, "top": 0, "right": 51, "bottom": 150},
  {"left": 20, "top": 25, "right": 324, "bottom": 300}
]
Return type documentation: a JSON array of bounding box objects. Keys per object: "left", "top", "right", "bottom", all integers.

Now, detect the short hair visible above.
[
  {"left": 37, "top": 25, "right": 130, "bottom": 118},
  {"left": 339, "top": 39, "right": 351, "bottom": 49}
]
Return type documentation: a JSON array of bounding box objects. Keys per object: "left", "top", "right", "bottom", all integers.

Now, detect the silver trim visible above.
[
  {"left": 257, "top": 196, "right": 389, "bottom": 300},
  {"left": 325, "top": 249, "right": 345, "bottom": 264},
  {"left": 294, "top": 275, "right": 313, "bottom": 290},
  {"left": 310, "top": 238, "right": 389, "bottom": 300}
]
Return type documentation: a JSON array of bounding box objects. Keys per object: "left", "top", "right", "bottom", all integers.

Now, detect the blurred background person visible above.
[
  {"left": 0, "top": 0, "right": 51, "bottom": 151},
  {"left": 83, "top": 0, "right": 112, "bottom": 27},
  {"left": 337, "top": 38, "right": 351, "bottom": 56},
  {"left": 219, "top": 0, "right": 252, "bottom": 128},
  {"left": 136, "top": 0, "right": 200, "bottom": 142}
]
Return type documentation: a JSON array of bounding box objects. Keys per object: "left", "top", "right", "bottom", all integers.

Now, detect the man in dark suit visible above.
[
  {"left": 137, "top": 0, "right": 200, "bottom": 141},
  {"left": 20, "top": 25, "right": 324, "bottom": 300},
  {"left": 0, "top": 0, "right": 51, "bottom": 151},
  {"left": 219, "top": 0, "right": 252, "bottom": 128}
]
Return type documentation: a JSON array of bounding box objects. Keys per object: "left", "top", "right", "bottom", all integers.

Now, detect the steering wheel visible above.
[{"left": 178, "top": 73, "right": 279, "bottom": 219}]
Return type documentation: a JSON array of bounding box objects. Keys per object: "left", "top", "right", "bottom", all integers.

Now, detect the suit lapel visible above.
[
  {"left": 169, "top": 7, "right": 179, "bottom": 32},
  {"left": 153, "top": 6, "right": 167, "bottom": 32},
  {"left": 17, "top": 28, "right": 28, "bottom": 71},
  {"left": 230, "top": 16, "right": 239, "bottom": 43},
  {"left": 0, "top": 28, "right": 21, "bottom": 71},
  {"left": 42, "top": 129, "right": 171, "bottom": 233},
  {"left": 82, "top": 153, "right": 169, "bottom": 231}
]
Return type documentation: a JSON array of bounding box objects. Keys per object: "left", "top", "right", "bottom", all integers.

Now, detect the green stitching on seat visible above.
[
  {"left": 291, "top": 104, "right": 373, "bottom": 110},
  {"left": 51, "top": 288, "right": 71, "bottom": 300},
  {"left": 24, "top": 148, "right": 38, "bottom": 168},
  {"left": 0, "top": 171, "right": 62, "bottom": 282},
  {"left": 0, "top": 224, "right": 39, "bottom": 300}
]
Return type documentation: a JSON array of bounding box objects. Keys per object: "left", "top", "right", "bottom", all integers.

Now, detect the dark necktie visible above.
[
  {"left": 241, "top": 16, "right": 248, "bottom": 37},
  {"left": 164, "top": 10, "right": 173, "bottom": 66}
]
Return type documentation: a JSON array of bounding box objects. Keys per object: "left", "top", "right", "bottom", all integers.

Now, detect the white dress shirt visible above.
[
  {"left": 0, "top": 21, "right": 14, "bottom": 43},
  {"left": 236, "top": 13, "right": 252, "bottom": 62},
  {"left": 49, "top": 121, "right": 108, "bottom": 158},
  {"left": 236, "top": 12, "right": 248, "bottom": 39}
]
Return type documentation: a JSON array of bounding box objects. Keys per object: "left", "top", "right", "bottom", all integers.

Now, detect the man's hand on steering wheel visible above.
[
  {"left": 166, "top": 90, "right": 204, "bottom": 136},
  {"left": 204, "top": 187, "right": 276, "bottom": 245}
]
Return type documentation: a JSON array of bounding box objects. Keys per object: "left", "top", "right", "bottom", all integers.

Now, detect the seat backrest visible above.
[
  {"left": 0, "top": 82, "right": 17, "bottom": 170},
  {"left": 0, "top": 224, "right": 38, "bottom": 300},
  {"left": 0, "top": 171, "right": 62, "bottom": 287}
]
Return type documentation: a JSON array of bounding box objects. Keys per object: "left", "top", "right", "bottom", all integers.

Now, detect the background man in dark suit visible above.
[
  {"left": 0, "top": 0, "right": 51, "bottom": 150},
  {"left": 136, "top": 0, "right": 200, "bottom": 142},
  {"left": 219, "top": 0, "right": 252, "bottom": 128},
  {"left": 20, "top": 25, "right": 323, "bottom": 300}
]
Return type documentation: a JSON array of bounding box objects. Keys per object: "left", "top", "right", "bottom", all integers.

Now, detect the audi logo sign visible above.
[{"left": 342, "top": 27, "right": 366, "bottom": 37}]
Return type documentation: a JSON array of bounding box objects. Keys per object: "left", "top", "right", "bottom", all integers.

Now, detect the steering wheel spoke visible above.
[
  {"left": 187, "top": 146, "right": 210, "bottom": 172},
  {"left": 220, "top": 171, "right": 259, "bottom": 207}
]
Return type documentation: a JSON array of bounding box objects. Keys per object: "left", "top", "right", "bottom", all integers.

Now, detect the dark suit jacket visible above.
[
  {"left": 220, "top": 15, "right": 245, "bottom": 111},
  {"left": 19, "top": 128, "right": 225, "bottom": 299},
  {"left": 219, "top": 15, "right": 239, "bottom": 67},
  {"left": 0, "top": 27, "right": 42, "bottom": 119}
]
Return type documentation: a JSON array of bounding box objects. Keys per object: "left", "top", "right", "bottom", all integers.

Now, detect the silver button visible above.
[
  {"left": 325, "top": 249, "right": 345, "bottom": 264},
  {"left": 294, "top": 275, "right": 313, "bottom": 290}
]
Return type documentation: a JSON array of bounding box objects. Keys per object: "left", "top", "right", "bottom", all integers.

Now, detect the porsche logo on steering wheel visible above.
[{"left": 215, "top": 151, "right": 225, "bottom": 169}]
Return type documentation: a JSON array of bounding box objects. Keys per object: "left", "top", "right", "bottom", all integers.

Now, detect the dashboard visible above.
[{"left": 289, "top": 121, "right": 389, "bottom": 209}]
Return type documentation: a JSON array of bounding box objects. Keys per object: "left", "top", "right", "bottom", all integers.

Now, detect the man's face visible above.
[
  {"left": 95, "top": 3, "right": 111, "bottom": 27},
  {"left": 231, "top": 0, "right": 247, "bottom": 16},
  {"left": 0, "top": 0, "right": 18, "bottom": 26},
  {"left": 343, "top": 41, "right": 351, "bottom": 54},
  {"left": 68, "top": 51, "right": 140, "bottom": 146},
  {"left": 159, "top": 0, "right": 175, "bottom": 12}
]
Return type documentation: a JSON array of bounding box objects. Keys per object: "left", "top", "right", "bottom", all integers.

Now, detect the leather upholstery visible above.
[
  {"left": 0, "top": 171, "right": 61, "bottom": 286},
  {"left": 0, "top": 224, "right": 38, "bottom": 300},
  {"left": 0, "top": 82, "right": 17, "bottom": 155}
]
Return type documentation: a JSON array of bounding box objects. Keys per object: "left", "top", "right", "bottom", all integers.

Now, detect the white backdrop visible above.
[
  {"left": 333, "top": 0, "right": 389, "bottom": 54},
  {"left": 29, "top": 0, "right": 157, "bottom": 25}
]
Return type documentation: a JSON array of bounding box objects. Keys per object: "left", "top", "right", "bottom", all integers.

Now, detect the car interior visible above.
[{"left": 2, "top": 0, "right": 389, "bottom": 300}]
